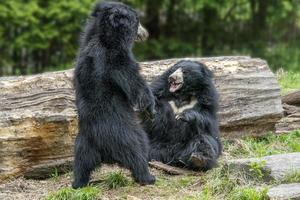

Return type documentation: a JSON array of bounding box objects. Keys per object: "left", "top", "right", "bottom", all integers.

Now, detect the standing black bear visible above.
[
  {"left": 141, "top": 60, "right": 222, "bottom": 170},
  {"left": 73, "top": 1, "right": 156, "bottom": 188}
]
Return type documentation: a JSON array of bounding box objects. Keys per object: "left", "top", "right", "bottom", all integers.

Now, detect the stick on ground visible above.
[{"left": 149, "top": 161, "right": 197, "bottom": 175}]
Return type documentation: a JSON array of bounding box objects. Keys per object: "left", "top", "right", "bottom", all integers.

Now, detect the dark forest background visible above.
[{"left": 0, "top": 0, "right": 299, "bottom": 76}]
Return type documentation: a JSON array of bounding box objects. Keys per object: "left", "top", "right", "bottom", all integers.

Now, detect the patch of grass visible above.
[
  {"left": 104, "top": 171, "right": 131, "bottom": 189},
  {"left": 229, "top": 187, "right": 268, "bottom": 200},
  {"left": 182, "top": 193, "right": 204, "bottom": 200},
  {"left": 199, "top": 165, "right": 241, "bottom": 199},
  {"left": 198, "top": 164, "right": 269, "bottom": 200},
  {"left": 45, "top": 186, "right": 101, "bottom": 200},
  {"left": 155, "top": 175, "right": 197, "bottom": 190},
  {"left": 248, "top": 161, "right": 266, "bottom": 181},
  {"left": 277, "top": 70, "right": 300, "bottom": 94},
  {"left": 154, "top": 175, "right": 179, "bottom": 193},
  {"left": 197, "top": 187, "right": 214, "bottom": 200},
  {"left": 50, "top": 168, "right": 59, "bottom": 180},
  {"left": 223, "top": 130, "right": 300, "bottom": 159},
  {"left": 178, "top": 176, "right": 197, "bottom": 187},
  {"left": 280, "top": 170, "right": 300, "bottom": 183}
]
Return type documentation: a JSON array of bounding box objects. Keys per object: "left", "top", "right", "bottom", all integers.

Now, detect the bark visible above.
[
  {"left": 275, "top": 91, "right": 300, "bottom": 134},
  {"left": 275, "top": 104, "right": 300, "bottom": 134},
  {"left": 0, "top": 56, "right": 283, "bottom": 182},
  {"left": 282, "top": 90, "right": 300, "bottom": 106}
]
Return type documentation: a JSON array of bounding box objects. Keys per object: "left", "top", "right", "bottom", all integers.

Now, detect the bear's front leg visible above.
[
  {"left": 176, "top": 110, "right": 202, "bottom": 123},
  {"left": 136, "top": 86, "right": 156, "bottom": 116}
]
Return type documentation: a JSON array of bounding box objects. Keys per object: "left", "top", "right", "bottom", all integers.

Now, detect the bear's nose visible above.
[
  {"left": 169, "top": 76, "right": 176, "bottom": 83},
  {"left": 136, "top": 23, "right": 149, "bottom": 42},
  {"left": 169, "top": 68, "right": 184, "bottom": 83}
]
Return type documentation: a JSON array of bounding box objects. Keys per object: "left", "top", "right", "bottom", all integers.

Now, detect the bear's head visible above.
[
  {"left": 168, "top": 61, "right": 213, "bottom": 94},
  {"left": 90, "top": 1, "right": 148, "bottom": 47}
]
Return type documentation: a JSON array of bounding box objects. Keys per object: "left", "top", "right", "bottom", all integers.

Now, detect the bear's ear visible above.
[
  {"left": 201, "top": 65, "right": 213, "bottom": 78},
  {"left": 91, "top": 1, "right": 108, "bottom": 17},
  {"left": 91, "top": 10, "right": 100, "bottom": 17},
  {"left": 91, "top": 3, "right": 102, "bottom": 17},
  {"left": 108, "top": 13, "right": 130, "bottom": 28}
]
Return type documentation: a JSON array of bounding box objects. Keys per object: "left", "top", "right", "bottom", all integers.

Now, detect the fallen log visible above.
[
  {"left": 0, "top": 56, "right": 283, "bottom": 182},
  {"left": 275, "top": 104, "right": 300, "bottom": 134},
  {"left": 282, "top": 104, "right": 300, "bottom": 116},
  {"left": 282, "top": 90, "right": 300, "bottom": 106}
]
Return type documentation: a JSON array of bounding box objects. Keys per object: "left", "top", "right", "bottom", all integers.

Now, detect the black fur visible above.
[
  {"left": 141, "top": 61, "right": 222, "bottom": 170},
  {"left": 73, "top": 1, "right": 155, "bottom": 188}
]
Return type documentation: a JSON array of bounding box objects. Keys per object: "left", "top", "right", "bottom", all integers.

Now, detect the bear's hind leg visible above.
[
  {"left": 175, "top": 134, "right": 220, "bottom": 171},
  {"left": 114, "top": 132, "right": 155, "bottom": 185},
  {"left": 72, "top": 135, "right": 101, "bottom": 189},
  {"left": 126, "top": 152, "right": 156, "bottom": 185},
  {"left": 190, "top": 134, "right": 220, "bottom": 170}
]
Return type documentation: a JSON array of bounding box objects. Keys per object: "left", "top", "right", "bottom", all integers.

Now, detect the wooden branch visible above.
[
  {"left": 0, "top": 56, "right": 283, "bottom": 182},
  {"left": 282, "top": 91, "right": 300, "bottom": 106},
  {"left": 149, "top": 161, "right": 194, "bottom": 175}
]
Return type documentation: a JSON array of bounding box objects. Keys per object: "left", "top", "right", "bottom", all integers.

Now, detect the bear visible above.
[
  {"left": 72, "top": 1, "right": 156, "bottom": 189},
  {"left": 141, "top": 60, "right": 222, "bottom": 170}
]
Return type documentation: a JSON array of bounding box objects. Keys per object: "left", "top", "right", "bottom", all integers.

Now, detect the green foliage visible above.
[
  {"left": 277, "top": 70, "right": 300, "bottom": 94},
  {"left": 104, "top": 171, "right": 131, "bottom": 189},
  {"left": 0, "top": 0, "right": 94, "bottom": 75},
  {"left": 45, "top": 186, "right": 101, "bottom": 200},
  {"left": 265, "top": 44, "right": 300, "bottom": 72},
  {"left": 0, "top": 0, "right": 300, "bottom": 76}
]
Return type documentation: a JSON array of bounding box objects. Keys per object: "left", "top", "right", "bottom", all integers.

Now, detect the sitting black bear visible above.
[{"left": 141, "top": 60, "right": 222, "bottom": 170}]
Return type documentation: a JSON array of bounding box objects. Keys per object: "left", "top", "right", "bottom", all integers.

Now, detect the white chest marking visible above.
[{"left": 168, "top": 98, "right": 198, "bottom": 115}]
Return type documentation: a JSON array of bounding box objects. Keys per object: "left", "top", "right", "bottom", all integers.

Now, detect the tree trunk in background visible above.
[
  {"left": 164, "top": 0, "right": 177, "bottom": 36},
  {"left": 252, "top": 0, "right": 268, "bottom": 30},
  {"left": 201, "top": 6, "right": 218, "bottom": 56},
  {"left": 249, "top": 0, "right": 269, "bottom": 44},
  {"left": 144, "top": 0, "right": 163, "bottom": 39},
  {"left": 0, "top": 56, "right": 283, "bottom": 182}
]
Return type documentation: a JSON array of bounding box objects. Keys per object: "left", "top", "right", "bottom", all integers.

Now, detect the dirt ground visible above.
[{"left": 0, "top": 165, "right": 203, "bottom": 200}]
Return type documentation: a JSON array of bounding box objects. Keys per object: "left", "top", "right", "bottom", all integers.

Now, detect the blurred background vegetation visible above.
[{"left": 0, "top": 0, "right": 299, "bottom": 76}]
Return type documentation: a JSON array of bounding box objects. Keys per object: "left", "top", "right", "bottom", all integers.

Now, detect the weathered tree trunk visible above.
[
  {"left": 282, "top": 91, "right": 300, "bottom": 106},
  {"left": 0, "top": 56, "right": 283, "bottom": 182},
  {"left": 276, "top": 91, "right": 300, "bottom": 134}
]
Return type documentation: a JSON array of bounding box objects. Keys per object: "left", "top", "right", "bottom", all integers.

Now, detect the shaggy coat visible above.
[
  {"left": 141, "top": 61, "right": 222, "bottom": 170},
  {"left": 73, "top": 1, "right": 155, "bottom": 188}
]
